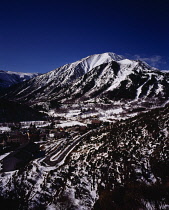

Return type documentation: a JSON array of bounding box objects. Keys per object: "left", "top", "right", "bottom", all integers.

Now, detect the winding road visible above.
[{"left": 44, "top": 130, "right": 92, "bottom": 167}]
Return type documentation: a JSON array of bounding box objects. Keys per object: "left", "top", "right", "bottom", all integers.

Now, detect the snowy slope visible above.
[
  {"left": 78, "top": 52, "right": 124, "bottom": 73},
  {"left": 0, "top": 70, "right": 40, "bottom": 88},
  {"left": 0, "top": 103, "right": 168, "bottom": 209},
  {"left": 58, "top": 59, "right": 169, "bottom": 104}
]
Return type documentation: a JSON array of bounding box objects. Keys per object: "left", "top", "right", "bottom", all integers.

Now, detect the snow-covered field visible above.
[{"left": 0, "top": 127, "right": 11, "bottom": 133}]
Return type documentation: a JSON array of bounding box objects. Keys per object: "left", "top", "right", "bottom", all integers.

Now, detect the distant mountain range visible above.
[
  {"left": 1, "top": 52, "right": 169, "bottom": 111},
  {"left": 0, "top": 70, "right": 40, "bottom": 88}
]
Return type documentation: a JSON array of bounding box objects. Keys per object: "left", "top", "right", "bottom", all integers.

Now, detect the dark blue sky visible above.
[{"left": 0, "top": 0, "right": 169, "bottom": 73}]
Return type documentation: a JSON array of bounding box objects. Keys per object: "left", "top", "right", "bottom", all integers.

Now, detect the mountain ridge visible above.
[
  {"left": 1, "top": 52, "right": 169, "bottom": 114},
  {"left": 0, "top": 70, "right": 40, "bottom": 88}
]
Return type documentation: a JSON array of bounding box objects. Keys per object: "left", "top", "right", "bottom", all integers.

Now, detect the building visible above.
[{"left": 2, "top": 142, "right": 40, "bottom": 172}]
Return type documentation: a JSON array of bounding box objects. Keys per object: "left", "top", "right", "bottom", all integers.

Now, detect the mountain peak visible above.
[
  {"left": 102, "top": 52, "right": 125, "bottom": 60},
  {"left": 48, "top": 52, "right": 125, "bottom": 85},
  {"left": 75, "top": 52, "right": 125, "bottom": 73}
]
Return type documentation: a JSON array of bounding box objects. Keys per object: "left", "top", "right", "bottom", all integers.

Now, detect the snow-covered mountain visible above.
[
  {"left": 0, "top": 70, "right": 40, "bottom": 88},
  {"left": 2, "top": 52, "right": 168, "bottom": 111},
  {"left": 0, "top": 52, "right": 124, "bottom": 100},
  {"left": 63, "top": 59, "right": 169, "bottom": 102},
  {"left": 30, "top": 52, "right": 124, "bottom": 87}
]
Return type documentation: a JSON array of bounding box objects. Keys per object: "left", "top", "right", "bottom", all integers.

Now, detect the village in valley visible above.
[{"left": 0, "top": 111, "right": 106, "bottom": 172}]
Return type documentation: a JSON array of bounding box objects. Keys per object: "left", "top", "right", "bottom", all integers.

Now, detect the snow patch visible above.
[{"left": 56, "top": 121, "right": 86, "bottom": 128}]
